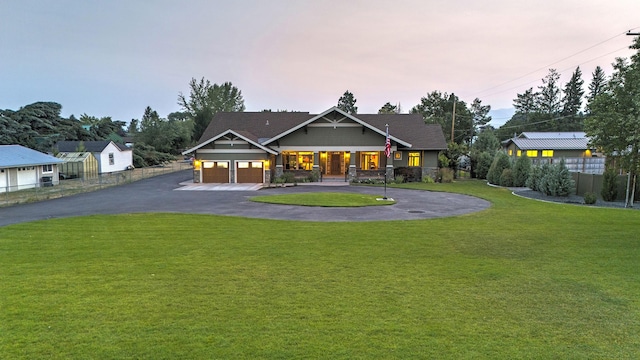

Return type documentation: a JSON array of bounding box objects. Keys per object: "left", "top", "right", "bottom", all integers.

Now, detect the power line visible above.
[
  {"left": 477, "top": 46, "right": 629, "bottom": 101},
  {"left": 470, "top": 28, "right": 639, "bottom": 100}
]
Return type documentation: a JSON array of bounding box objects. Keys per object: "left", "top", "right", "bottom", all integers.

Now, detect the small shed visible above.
[
  {"left": 0, "top": 145, "right": 63, "bottom": 192},
  {"left": 56, "top": 152, "right": 99, "bottom": 179}
]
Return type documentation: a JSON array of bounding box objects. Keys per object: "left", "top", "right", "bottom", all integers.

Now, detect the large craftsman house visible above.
[{"left": 182, "top": 107, "right": 447, "bottom": 184}]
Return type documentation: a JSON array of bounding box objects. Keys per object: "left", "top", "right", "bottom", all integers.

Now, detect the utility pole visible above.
[
  {"left": 627, "top": 31, "right": 640, "bottom": 36},
  {"left": 451, "top": 98, "right": 456, "bottom": 143}
]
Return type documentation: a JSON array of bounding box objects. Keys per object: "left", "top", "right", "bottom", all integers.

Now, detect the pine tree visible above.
[
  {"left": 561, "top": 67, "right": 584, "bottom": 117},
  {"left": 513, "top": 88, "right": 537, "bottom": 114},
  {"left": 337, "top": 90, "right": 358, "bottom": 114},
  {"left": 586, "top": 65, "right": 607, "bottom": 114},
  {"left": 536, "top": 69, "right": 562, "bottom": 116}
]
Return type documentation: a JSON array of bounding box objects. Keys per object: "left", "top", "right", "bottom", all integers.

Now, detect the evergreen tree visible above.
[
  {"left": 378, "top": 102, "right": 398, "bottom": 114},
  {"left": 470, "top": 98, "right": 491, "bottom": 140},
  {"left": 337, "top": 90, "right": 358, "bottom": 114},
  {"left": 586, "top": 65, "right": 607, "bottom": 114},
  {"left": 561, "top": 67, "right": 584, "bottom": 117},
  {"left": 536, "top": 69, "right": 562, "bottom": 117},
  {"left": 486, "top": 152, "right": 511, "bottom": 185},
  {"left": 559, "top": 67, "right": 585, "bottom": 131},
  {"left": 513, "top": 88, "right": 538, "bottom": 114},
  {"left": 511, "top": 156, "right": 532, "bottom": 187},
  {"left": 601, "top": 168, "right": 618, "bottom": 201},
  {"left": 410, "top": 92, "right": 472, "bottom": 144}
]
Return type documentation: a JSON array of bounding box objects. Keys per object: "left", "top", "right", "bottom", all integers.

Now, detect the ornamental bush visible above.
[
  {"left": 511, "top": 156, "right": 532, "bottom": 187},
  {"left": 584, "top": 192, "right": 597, "bottom": 205},
  {"left": 500, "top": 169, "right": 514, "bottom": 187},
  {"left": 526, "top": 165, "right": 543, "bottom": 192},
  {"left": 601, "top": 168, "right": 618, "bottom": 202},
  {"left": 538, "top": 160, "right": 575, "bottom": 197},
  {"left": 486, "top": 152, "right": 511, "bottom": 185},
  {"left": 472, "top": 151, "right": 493, "bottom": 179}
]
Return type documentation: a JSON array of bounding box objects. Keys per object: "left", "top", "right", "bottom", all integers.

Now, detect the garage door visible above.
[
  {"left": 202, "top": 161, "right": 229, "bottom": 183},
  {"left": 236, "top": 161, "right": 263, "bottom": 183}
]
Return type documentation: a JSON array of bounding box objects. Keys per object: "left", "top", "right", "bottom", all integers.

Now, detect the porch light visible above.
[{"left": 193, "top": 160, "right": 202, "bottom": 170}]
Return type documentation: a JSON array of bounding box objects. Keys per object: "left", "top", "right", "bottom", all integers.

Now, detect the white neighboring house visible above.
[
  {"left": 0, "top": 145, "right": 64, "bottom": 193},
  {"left": 55, "top": 141, "right": 133, "bottom": 174}
]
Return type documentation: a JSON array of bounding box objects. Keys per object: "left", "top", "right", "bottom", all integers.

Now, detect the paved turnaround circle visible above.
[{"left": 0, "top": 170, "right": 490, "bottom": 227}]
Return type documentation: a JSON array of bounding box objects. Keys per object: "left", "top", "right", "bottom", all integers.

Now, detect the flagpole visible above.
[{"left": 384, "top": 124, "right": 390, "bottom": 200}]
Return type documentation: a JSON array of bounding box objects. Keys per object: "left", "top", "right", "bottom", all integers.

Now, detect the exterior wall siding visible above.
[
  {"left": 277, "top": 126, "right": 385, "bottom": 147},
  {"left": 96, "top": 143, "right": 133, "bottom": 173}
]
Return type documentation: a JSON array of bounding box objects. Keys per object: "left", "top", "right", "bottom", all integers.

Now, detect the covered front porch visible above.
[{"left": 275, "top": 150, "right": 394, "bottom": 182}]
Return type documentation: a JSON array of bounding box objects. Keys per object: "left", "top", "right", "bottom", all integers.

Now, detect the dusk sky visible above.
[{"left": 1, "top": 0, "right": 639, "bottom": 126}]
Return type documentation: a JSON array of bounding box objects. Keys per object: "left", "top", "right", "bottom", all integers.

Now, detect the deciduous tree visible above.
[
  {"left": 585, "top": 36, "right": 640, "bottom": 206},
  {"left": 178, "top": 78, "right": 245, "bottom": 142}
]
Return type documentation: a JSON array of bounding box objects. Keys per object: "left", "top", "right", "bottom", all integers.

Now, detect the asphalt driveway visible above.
[{"left": 0, "top": 170, "right": 490, "bottom": 227}]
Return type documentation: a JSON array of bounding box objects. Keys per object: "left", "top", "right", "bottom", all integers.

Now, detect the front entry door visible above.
[{"left": 330, "top": 153, "right": 341, "bottom": 175}]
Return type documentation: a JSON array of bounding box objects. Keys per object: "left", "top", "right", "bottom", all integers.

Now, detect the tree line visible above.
[{"left": 2, "top": 36, "right": 638, "bottom": 180}]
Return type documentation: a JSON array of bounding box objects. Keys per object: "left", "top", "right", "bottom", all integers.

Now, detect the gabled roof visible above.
[
  {"left": 520, "top": 132, "right": 586, "bottom": 139},
  {"left": 263, "top": 107, "right": 412, "bottom": 147},
  {"left": 55, "top": 140, "right": 130, "bottom": 153},
  {"left": 506, "top": 137, "right": 590, "bottom": 150},
  {"left": 0, "top": 145, "right": 64, "bottom": 168},
  {"left": 183, "top": 129, "right": 278, "bottom": 155},
  {"left": 356, "top": 114, "right": 447, "bottom": 150},
  {"left": 188, "top": 107, "right": 447, "bottom": 153},
  {"left": 56, "top": 151, "right": 97, "bottom": 162}
]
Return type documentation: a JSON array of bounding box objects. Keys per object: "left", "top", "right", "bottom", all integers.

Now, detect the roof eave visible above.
[{"left": 262, "top": 106, "right": 413, "bottom": 147}]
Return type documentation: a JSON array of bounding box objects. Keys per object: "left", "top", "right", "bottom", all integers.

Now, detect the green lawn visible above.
[
  {"left": 250, "top": 192, "right": 395, "bottom": 206},
  {"left": 1, "top": 180, "right": 639, "bottom": 359}
]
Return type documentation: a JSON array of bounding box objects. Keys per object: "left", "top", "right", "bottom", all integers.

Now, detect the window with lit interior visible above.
[{"left": 408, "top": 152, "right": 421, "bottom": 167}]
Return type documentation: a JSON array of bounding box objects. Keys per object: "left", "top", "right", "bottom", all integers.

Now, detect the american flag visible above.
[{"left": 384, "top": 125, "right": 391, "bottom": 158}]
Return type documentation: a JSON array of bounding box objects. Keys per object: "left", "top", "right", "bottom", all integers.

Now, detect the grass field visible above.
[
  {"left": 1, "top": 180, "right": 639, "bottom": 358},
  {"left": 251, "top": 192, "right": 396, "bottom": 207}
]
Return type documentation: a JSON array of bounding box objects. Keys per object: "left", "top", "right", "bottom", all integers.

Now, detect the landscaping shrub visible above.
[
  {"left": 584, "top": 192, "right": 597, "bottom": 205},
  {"left": 279, "top": 172, "right": 297, "bottom": 183},
  {"left": 500, "top": 169, "right": 514, "bottom": 187},
  {"left": 601, "top": 168, "right": 618, "bottom": 202},
  {"left": 351, "top": 178, "right": 385, "bottom": 184},
  {"left": 308, "top": 169, "right": 320, "bottom": 182},
  {"left": 422, "top": 175, "right": 435, "bottom": 184},
  {"left": 438, "top": 168, "right": 454, "bottom": 183},
  {"left": 486, "top": 152, "right": 511, "bottom": 185},
  {"left": 438, "top": 153, "right": 450, "bottom": 169},
  {"left": 472, "top": 151, "right": 494, "bottom": 179},
  {"left": 538, "top": 160, "right": 575, "bottom": 197},
  {"left": 526, "top": 164, "right": 543, "bottom": 191},
  {"left": 393, "top": 175, "right": 405, "bottom": 184},
  {"left": 511, "top": 156, "right": 532, "bottom": 187},
  {"left": 393, "top": 167, "right": 422, "bottom": 182}
]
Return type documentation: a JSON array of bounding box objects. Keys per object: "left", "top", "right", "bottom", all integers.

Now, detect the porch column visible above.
[
  {"left": 275, "top": 153, "right": 283, "bottom": 178},
  {"left": 348, "top": 151, "right": 357, "bottom": 181},
  {"left": 313, "top": 152, "right": 320, "bottom": 170}
]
